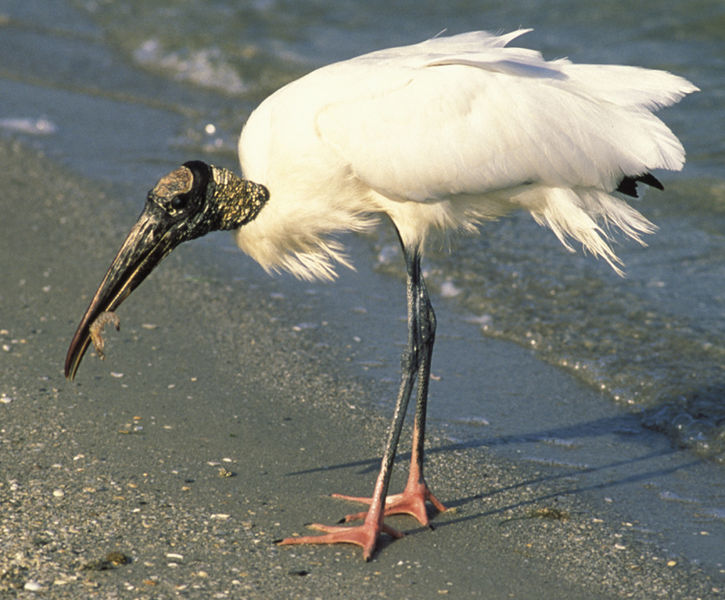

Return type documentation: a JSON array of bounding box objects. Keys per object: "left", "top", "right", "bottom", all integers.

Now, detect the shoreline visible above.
[{"left": 0, "top": 139, "right": 720, "bottom": 598}]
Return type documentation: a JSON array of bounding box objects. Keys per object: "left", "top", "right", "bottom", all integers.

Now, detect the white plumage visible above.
[{"left": 236, "top": 29, "right": 696, "bottom": 279}]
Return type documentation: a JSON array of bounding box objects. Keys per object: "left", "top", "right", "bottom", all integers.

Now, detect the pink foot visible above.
[
  {"left": 278, "top": 521, "right": 403, "bottom": 561},
  {"left": 333, "top": 480, "right": 446, "bottom": 526}
]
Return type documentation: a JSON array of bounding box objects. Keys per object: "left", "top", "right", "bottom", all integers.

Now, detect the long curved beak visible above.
[{"left": 65, "top": 205, "right": 179, "bottom": 380}]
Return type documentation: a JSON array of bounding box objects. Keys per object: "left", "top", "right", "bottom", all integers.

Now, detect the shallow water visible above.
[{"left": 2, "top": 0, "right": 723, "bottom": 576}]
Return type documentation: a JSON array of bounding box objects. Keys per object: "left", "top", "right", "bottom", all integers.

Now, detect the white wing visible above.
[{"left": 316, "top": 30, "right": 696, "bottom": 203}]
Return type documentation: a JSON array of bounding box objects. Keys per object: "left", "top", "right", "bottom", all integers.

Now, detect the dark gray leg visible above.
[
  {"left": 278, "top": 234, "right": 444, "bottom": 559},
  {"left": 333, "top": 234, "right": 445, "bottom": 524},
  {"left": 397, "top": 241, "right": 446, "bottom": 522}
]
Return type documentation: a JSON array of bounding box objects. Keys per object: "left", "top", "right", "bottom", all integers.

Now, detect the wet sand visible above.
[{"left": 0, "top": 139, "right": 720, "bottom": 598}]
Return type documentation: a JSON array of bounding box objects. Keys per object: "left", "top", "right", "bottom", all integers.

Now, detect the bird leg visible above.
[
  {"left": 279, "top": 307, "right": 417, "bottom": 559},
  {"left": 279, "top": 240, "right": 441, "bottom": 559},
  {"left": 333, "top": 251, "right": 445, "bottom": 526},
  {"left": 390, "top": 274, "right": 446, "bottom": 522}
]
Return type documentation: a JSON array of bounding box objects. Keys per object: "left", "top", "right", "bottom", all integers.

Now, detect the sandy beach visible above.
[{"left": 1, "top": 136, "right": 721, "bottom": 599}]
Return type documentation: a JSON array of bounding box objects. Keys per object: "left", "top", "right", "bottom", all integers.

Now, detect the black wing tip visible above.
[{"left": 616, "top": 173, "right": 664, "bottom": 198}]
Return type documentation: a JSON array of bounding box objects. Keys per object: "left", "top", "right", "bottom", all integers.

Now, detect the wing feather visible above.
[{"left": 316, "top": 31, "right": 695, "bottom": 203}]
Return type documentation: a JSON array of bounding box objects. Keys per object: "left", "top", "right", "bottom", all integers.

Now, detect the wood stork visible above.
[{"left": 65, "top": 29, "right": 697, "bottom": 560}]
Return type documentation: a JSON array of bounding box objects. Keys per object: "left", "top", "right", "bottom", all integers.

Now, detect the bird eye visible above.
[{"left": 171, "top": 194, "right": 188, "bottom": 211}]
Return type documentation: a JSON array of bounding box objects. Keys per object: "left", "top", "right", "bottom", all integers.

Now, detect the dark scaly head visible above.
[{"left": 64, "top": 161, "right": 268, "bottom": 380}]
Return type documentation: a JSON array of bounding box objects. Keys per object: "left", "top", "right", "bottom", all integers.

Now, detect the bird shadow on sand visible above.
[
  {"left": 432, "top": 448, "right": 701, "bottom": 532},
  {"left": 285, "top": 408, "right": 704, "bottom": 529}
]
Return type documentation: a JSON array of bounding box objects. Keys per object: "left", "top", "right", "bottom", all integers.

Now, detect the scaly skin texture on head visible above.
[
  {"left": 210, "top": 165, "right": 269, "bottom": 231},
  {"left": 64, "top": 162, "right": 268, "bottom": 380}
]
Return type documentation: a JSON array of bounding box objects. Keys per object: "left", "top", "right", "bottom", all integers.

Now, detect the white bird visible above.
[{"left": 65, "top": 29, "right": 697, "bottom": 560}]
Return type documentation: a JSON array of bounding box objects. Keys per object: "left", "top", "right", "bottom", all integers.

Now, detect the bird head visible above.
[{"left": 64, "top": 161, "right": 268, "bottom": 380}]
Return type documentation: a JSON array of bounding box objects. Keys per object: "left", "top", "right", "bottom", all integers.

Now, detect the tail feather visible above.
[
  {"left": 519, "top": 186, "right": 656, "bottom": 276},
  {"left": 616, "top": 172, "right": 664, "bottom": 198}
]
